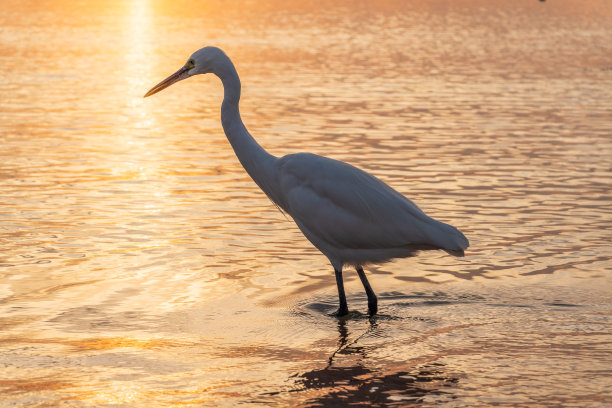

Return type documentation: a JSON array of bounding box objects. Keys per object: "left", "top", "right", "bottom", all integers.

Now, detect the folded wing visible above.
[{"left": 275, "top": 153, "right": 468, "bottom": 253}]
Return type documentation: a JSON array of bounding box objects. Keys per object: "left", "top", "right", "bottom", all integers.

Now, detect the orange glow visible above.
[{"left": 1, "top": 0, "right": 611, "bottom": 407}]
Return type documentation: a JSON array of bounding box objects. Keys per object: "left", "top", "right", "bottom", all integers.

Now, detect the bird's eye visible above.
[{"left": 187, "top": 59, "right": 195, "bottom": 68}]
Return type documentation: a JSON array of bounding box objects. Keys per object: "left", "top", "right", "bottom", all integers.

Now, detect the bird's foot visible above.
[
  {"left": 368, "top": 301, "right": 378, "bottom": 316},
  {"left": 367, "top": 294, "right": 378, "bottom": 316},
  {"left": 332, "top": 307, "right": 349, "bottom": 317}
]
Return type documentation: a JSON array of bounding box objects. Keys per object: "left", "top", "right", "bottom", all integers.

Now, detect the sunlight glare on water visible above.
[{"left": 0, "top": 0, "right": 611, "bottom": 406}]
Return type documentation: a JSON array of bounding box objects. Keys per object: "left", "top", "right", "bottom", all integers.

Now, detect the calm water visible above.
[{"left": 1, "top": 0, "right": 611, "bottom": 406}]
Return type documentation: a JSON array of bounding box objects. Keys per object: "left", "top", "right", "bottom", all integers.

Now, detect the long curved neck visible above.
[{"left": 216, "top": 61, "right": 279, "bottom": 200}]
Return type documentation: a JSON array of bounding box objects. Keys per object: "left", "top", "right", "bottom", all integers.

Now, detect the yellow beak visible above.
[{"left": 144, "top": 66, "right": 190, "bottom": 98}]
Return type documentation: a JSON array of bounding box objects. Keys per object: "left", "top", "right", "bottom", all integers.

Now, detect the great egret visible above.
[{"left": 145, "top": 47, "right": 469, "bottom": 316}]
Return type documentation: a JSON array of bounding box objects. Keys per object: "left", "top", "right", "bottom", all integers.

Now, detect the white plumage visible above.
[{"left": 145, "top": 46, "right": 469, "bottom": 316}]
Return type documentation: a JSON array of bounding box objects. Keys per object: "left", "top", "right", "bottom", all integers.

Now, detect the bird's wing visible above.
[{"left": 276, "top": 153, "right": 467, "bottom": 252}]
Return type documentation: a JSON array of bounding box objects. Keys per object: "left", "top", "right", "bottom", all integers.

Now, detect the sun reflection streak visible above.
[
  {"left": 124, "top": 0, "right": 156, "bottom": 130},
  {"left": 113, "top": 0, "right": 167, "bottom": 198},
  {"left": 125, "top": 0, "right": 154, "bottom": 95}
]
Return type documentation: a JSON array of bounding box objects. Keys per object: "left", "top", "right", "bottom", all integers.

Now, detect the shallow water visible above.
[{"left": 1, "top": 0, "right": 611, "bottom": 406}]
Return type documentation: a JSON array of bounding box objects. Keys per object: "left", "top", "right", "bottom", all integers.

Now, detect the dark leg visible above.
[
  {"left": 334, "top": 268, "right": 349, "bottom": 316},
  {"left": 356, "top": 266, "right": 378, "bottom": 315}
]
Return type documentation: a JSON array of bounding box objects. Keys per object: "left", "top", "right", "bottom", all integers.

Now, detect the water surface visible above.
[{"left": 1, "top": 0, "right": 611, "bottom": 406}]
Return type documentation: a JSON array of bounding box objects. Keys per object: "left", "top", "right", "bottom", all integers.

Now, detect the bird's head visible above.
[{"left": 144, "top": 46, "right": 230, "bottom": 97}]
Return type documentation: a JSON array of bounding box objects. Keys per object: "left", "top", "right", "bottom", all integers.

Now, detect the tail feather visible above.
[
  {"left": 423, "top": 218, "right": 469, "bottom": 254},
  {"left": 444, "top": 248, "right": 465, "bottom": 257}
]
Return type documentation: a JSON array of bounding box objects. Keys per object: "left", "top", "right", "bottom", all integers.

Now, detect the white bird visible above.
[{"left": 145, "top": 47, "right": 469, "bottom": 316}]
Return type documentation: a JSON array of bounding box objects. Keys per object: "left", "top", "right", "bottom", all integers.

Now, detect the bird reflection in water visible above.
[{"left": 289, "top": 318, "right": 459, "bottom": 407}]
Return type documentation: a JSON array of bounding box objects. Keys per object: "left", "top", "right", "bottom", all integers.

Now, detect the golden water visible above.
[{"left": 1, "top": 0, "right": 611, "bottom": 406}]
